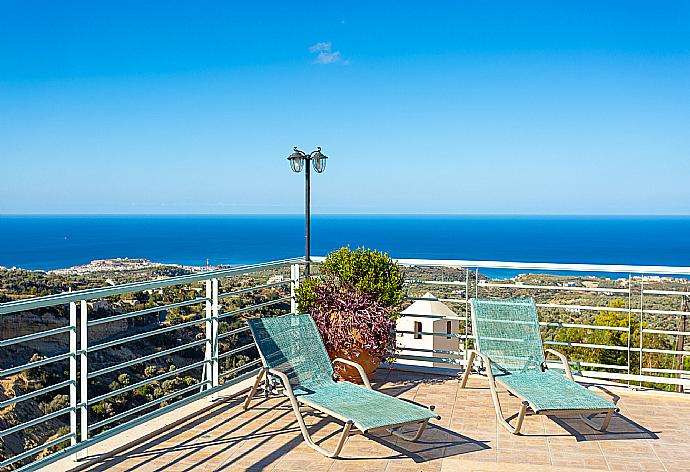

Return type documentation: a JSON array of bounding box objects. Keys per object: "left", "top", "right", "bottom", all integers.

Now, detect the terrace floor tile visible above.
[{"left": 50, "top": 370, "right": 690, "bottom": 472}]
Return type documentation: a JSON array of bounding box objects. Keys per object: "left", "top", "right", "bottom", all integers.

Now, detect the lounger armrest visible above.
[
  {"left": 267, "top": 368, "right": 297, "bottom": 396},
  {"left": 544, "top": 348, "right": 574, "bottom": 380},
  {"left": 588, "top": 384, "right": 621, "bottom": 407},
  {"left": 462, "top": 349, "right": 498, "bottom": 387},
  {"left": 332, "top": 358, "right": 372, "bottom": 390},
  {"left": 467, "top": 349, "right": 493, "bottom": 367}
]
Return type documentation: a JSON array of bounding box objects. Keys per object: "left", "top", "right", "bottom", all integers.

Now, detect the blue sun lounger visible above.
[
  {"left": 461, "top": 298, "right": 619, "bottom": 434},
  {"left": 243, "top": 313, "right": 439, "bottom": 458}
]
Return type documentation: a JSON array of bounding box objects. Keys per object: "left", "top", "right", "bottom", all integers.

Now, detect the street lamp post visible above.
[{"left": 287, "top": 146, "right": 328, "bottom": 276}]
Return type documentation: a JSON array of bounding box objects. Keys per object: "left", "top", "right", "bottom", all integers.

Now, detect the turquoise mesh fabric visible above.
[
  {"left": 248, "top": 313, "right": 334, "bottom": 390},
  {"left": 498, "top": 371, "right": 616, "bottom": 413},
  {"left": 295, "top": 381, "right": 438, "bottom": 432},
  {"left": 471, "top": 298, "right": 545, "bottom": 375},
  {"left": 248, "top": 313, "right": 437, "bottom": 431},
  {"left": 471, "top": 298, "right": 616, "bottom": 413}
]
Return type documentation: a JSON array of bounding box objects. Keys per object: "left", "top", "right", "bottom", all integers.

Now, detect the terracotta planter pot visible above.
[{"left": 330, "top": 347, "right": 380, "bottom": 384}]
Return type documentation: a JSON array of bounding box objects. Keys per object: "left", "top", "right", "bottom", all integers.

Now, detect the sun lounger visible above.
[
  {"left": 243, "top": 313, "right": 439, "bottom": 457},
  {"left": 461, "top": 298, "right": 619, "bottom": 434}
]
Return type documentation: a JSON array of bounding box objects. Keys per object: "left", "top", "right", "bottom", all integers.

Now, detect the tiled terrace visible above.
[{"left": 53, "top": 370, "right": 690, "bottom": 472}]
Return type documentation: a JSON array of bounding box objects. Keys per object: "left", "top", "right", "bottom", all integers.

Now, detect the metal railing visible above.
[
  {"left": 4, "top": 254, "right": 690, "bottom": 470},
  {"left": 392, "top": 258, "right": 690, "bottom": 389},
  {"left": 311, "top": 256, "right": 690, "bottom": 389},
  {"left": 0, "top": 258, "right": 303, "bottom": 472}
]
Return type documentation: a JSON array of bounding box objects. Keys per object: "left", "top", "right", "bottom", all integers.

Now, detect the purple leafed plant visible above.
[{"left": 310, "top": 279, "right": 397, "bottom": 359}]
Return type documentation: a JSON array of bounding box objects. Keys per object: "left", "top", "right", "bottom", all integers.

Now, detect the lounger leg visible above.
[
  {"left": 488, "top": 378, "right": 528, "bottom": 435},
  {"left": 270, "top": 369, "right": 354, "bottom": 458},
  {"left": 243, "top": 368, "right": 266, "bottom": 410},
  {"left": 285, "top": 393, "right": 354, "bottom": 458},
  {"left": 460, "top": 351, "right": 475, "bottom": 388},
  {"left": 463, "top": 350, "right": 528, "bottom": 434},
  {"left": 579, "top": 385, "right": 619, "bottom": 432},
  {"left": 513, "top": 402, "right": 528, "bottom": 434},
  {"left": 386, "top": 405, "right": 435, "bottom": 442},
  {"left": 388, "top": 419, "right": 429, "bottom": 442},
  {"left": 580, "top": 409, "right": 615, "bottom": 432}
]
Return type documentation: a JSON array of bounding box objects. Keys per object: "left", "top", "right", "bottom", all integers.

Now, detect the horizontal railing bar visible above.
[
  {"left": 89, "top": 381, "right": 209, "bottom": 431},
  {"left": 642, "top": 328, "right": 690, "bottom": 336},
  {"left": 396, "top": 330, "right": 465, "bottom": 338},
  {"left": 406, "top": 296, "right": 465, "bottom": 303},
  {"left": 639, "top": 347, "right": 689, "bottom": 355},
  {"left": 380, "top": 257, "right": 690, "bottom": 276},
  {"left": 643, "top": 308, "right": 690, "bottom": 316},
  {"left": 543, "top": 341, "right": 629, "bottom": 351},
  {"left": 395, "top": 353, "right": 464, "bottom": 365},
  {"left": 577, "top": 370, "right": 690, "bottom": 387},
  {"left": 88, "top": 297, "right": 208, "bottom": 326},
  {"left": 219, "top": 359, "right": 262, "bottom": 379},
  {"left": 89, "top": 359, "right": 209, "bottom": 405},
  {"left": 641, "top": 367, "right": 690, "bottom": 375},
  {"left": 218, "top": 343, "right": 257, "bottom": 360},
  {"left": 544, "top": 360, "right": 628, "bottom": 370},
  {"left": 0, "top": 406, "right": 74, "bottom": 438},
  {"left": 89, "top": 318, "right": 205, "bottom": 352},
  {"left": 477, "top": 282, "right": 629, "bottom": 294},
  {"left": 218, "top": 280, "right": 292, "bottom": 299},
  {"left": 405, "top": 280, "right": 468, "bottom": 286},
  {"left": 0, "top": 258, "right": 304, "bottom": 315},
  {"left": 218, "top": 325, "right": 251, "bottom": 339},
  {"left": 218, "top": 297, "right": 291, "bottom": 320},
  {"left": 0, "top": 325, "right": 73, "bottom": 347},
  {"left": 88, "top": 338, "right": 208, "bottom": 378},
  {"left": 398, "top": 313, "right": 467, "bottom": 321},
  {"left": 1, "top": 352, "right": 72, "bottom": 378},
  {"left": 539, "top": 304, "right": 690, "bottom": 317},
  {"left": 536, "top": 303, "right": 632, "bottom": 313},
  {"left": 396, "top": 346, "right": 465, "bottom": 356},
  {"left": 0, "top": 379, "right": 74, "bottom": 409},
  {"left": 0, "top": 432, "right": 75, "bottom": 469},
  {"left": 539, "top": 321, "right": 630, "bottom": 332},
  {"left": 643, "top": 289, "right": 690, "bottom": 296}
]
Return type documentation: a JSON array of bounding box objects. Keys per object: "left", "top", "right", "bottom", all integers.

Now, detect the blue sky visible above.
[{"left": 1, "top": 1, "right": 689, "bottom": 214}]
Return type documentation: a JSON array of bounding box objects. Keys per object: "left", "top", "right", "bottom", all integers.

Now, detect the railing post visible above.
[
  {"left": 212, "top": 278, "right": 219, "bottom": 399},
  {"left": 474, "top": 268, "right": 481, "bottom": 372},
  {"left": 627, "top": 274, "right": 632, "bottom": 382},
  {"left": 205, "top": 280, "right": 214, "bottom": 400},
  {"left": 463, "top": 268, "right": 469, "bottom": 369},
  {"left": 69, "top": 302, "right": 78, "bottom": 460},
  {"left": 290, "top": 264, "right": 299, "bottom": 313},
  {"left": 78, "top": 300, "right": 88, "bottom": 460},
  {"left": 639, "top": 275, "right": 645, "bottom": 387}
]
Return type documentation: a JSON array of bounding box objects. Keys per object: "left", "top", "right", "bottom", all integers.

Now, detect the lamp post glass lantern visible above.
[{"left": 287, "top": 146, "right": 328, "bottom": 276}]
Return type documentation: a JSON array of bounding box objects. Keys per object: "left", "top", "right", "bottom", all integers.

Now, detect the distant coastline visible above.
[{"left": 2, "top": 257, "right": 690, "bottom": 286}]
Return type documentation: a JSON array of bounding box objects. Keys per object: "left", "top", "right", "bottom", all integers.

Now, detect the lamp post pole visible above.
[
  {"left": 288, "top": 147, "right": 328, "bottom": 277},
  {"left": 304, "top": 154, "right": 311, "bottom": 275}
]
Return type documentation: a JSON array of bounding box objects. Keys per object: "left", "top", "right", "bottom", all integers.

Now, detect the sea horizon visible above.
[
  {"left": 2, "top": 215, "right": 690, "bottom": 277},
  {"left": 4, "top": 213, "right": 690, "bottom": 217}
]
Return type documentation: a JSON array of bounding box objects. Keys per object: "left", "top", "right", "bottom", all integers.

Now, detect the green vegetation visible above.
[{"left": 297, "top": 246, "right": 404, "bottom": 314}]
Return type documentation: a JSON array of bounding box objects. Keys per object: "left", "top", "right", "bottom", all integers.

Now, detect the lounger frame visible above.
[
  {"left": 460, "top": 299, "right": 619, "bottom": 435},
  {"left": 461, "top": 349, "right": 619, "bottom": 434},
  {"left": 244, "top": 357, "right": 436, "bottom": 458}
]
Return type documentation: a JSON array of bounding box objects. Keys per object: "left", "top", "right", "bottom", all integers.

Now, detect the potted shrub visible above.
[{"left": 296, "top": 247, "right": 404, "bottom": 382}]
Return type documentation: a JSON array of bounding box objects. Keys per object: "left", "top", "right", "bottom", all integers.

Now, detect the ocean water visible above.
[{"left": 1, "top": 215, "right": 690, "bottom": 277}]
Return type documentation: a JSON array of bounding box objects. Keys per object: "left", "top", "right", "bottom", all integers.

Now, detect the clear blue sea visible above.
[{"left": 1, "top": 215, "right": 690, "bottom": 278}]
